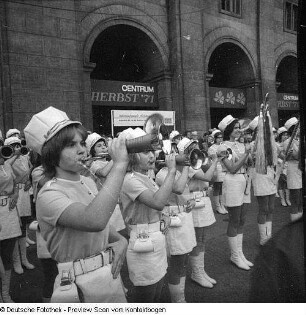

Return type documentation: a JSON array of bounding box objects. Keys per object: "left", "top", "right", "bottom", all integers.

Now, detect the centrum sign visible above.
[
  {"left": 277, "top": 93, "right": 299, "bottom": 110},
  {"left": 91, "top": 80, "right": 158, "bottom": 107}
]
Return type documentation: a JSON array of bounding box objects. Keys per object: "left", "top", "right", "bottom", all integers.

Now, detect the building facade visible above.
[{"left": 0, "top": 0, "right": 298, "bottom": 136}]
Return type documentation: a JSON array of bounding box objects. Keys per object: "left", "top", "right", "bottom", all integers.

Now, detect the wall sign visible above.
[
  {"left": 277, "top": 93, "right": 299, "bottom": 110},
  {"left": 210, "top": 87, "right": 246, "bottom": 108},
  {"left": 91, "top": 80, "right": 158, "bottom": 107}
]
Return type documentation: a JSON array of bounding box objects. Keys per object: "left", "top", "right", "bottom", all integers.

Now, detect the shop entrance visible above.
[{"left": 89, "top": 24, "right": 165, "bottom": 135}]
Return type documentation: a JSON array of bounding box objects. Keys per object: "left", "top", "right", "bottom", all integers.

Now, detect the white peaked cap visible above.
[
  {"left": 177, "top": 137, "right": 195, "bottom": 154},
  {"left": 218, "top": 115, "right": 236, "bottom": 132},
  {"left": 284, "top": 117, "right": 298, "bottom": 131},
  {"left": 248, "top": 116, "right": 259, "bottom": 131},
  {"left": 6, "top": 128, "right": 20, "bottom": 138},
  {"left": 85, "top": 132, "right": 105, "bottom": 153},
  {"left": 169, "top": 130, "right": 180, "bottom": 141},
  {"left": 211, "top": 129, "right": 221, "bottom": 137},
  {"left": 121, "top": 127, "right": 147, "bottom": 140},
  {"left": 24, "top": 106, "right": 81, "bottom": 155},
  {"left": 4, "top": 136, "right": 21, "bottom": 146},
  {"left": 277, "top": 127, "right": 287, "bottom": 135}
]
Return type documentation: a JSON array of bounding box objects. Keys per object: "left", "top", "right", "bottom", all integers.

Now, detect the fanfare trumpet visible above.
[{"left": 0, "top": 145, "right": 29, "bottom": 159}]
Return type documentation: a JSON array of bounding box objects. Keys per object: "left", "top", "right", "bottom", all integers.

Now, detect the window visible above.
[
  {"left": 220, "top": 0, "right": 241, "bottom": 17},
  {"left": 284, "top": 1, "right": 298, "bottom": 33}
]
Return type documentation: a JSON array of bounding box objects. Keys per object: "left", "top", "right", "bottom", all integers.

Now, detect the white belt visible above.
[
  {"left": 73, "top": 249, "right": 113, "bottom": 277},
  {"left": 192, "top": 190, "right": 207, "bottom": 199},
  {"left": 129, "top": 221, "right": 161, "bottom": 233}
]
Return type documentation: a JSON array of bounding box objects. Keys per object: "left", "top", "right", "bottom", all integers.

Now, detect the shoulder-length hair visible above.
[
  {"left": 41, "top": 124, "right": 88, "bottom": 178},
  {"left": 223, "top": 119, "right": 239, "bottom": 141}
]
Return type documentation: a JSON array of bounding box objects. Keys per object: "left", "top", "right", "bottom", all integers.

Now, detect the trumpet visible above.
[
  {"left": 0, "top": 145, "right": 29, "bottom": 159},
  {"left": 156, "top": 147, "right": 206, "bottom": 170}
]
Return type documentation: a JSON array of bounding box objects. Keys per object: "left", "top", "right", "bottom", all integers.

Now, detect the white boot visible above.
[
  {"left": 236, "top": 234, "right": 253, "bottom": 267},
  {"left": 168, "top": 277, "right": 186, "bottom": 303},
  {"left": 1, "top": 270, "right": 14, "bottom": 302},
  {"left": 228, "top": 236, "right": 250, "bottom": 270},
  {"left": 202, "top": 252, "right": 217, "bottom": 284},
  {"left": 279, "top": 190, "right": 287, "bottom": 207},
  {"left": 12, "top": 242, "right": 24, "bottom": 274},
  {"left": 290, "top": 212, "right": 303, "bottom": 222},
  {"left": 258, "top": 223, "right": 268, "bottom": 246},
  {"left": 285, "top": 189, "right": 291, "bottom": 206},
  {"left": 19, "top": 237, "right": 35, "bottom": 270},
  {"left": 218, "top": 195, "right": 228, "bottom": 214},
  {"left": 189, "top": 255, "right": 213, "bottom": 288},
  {"left": 266, "top": 221, "right": 272, "bottom": 241}
]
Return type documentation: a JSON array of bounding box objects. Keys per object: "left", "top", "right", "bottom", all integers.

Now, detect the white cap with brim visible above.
[
  {"left": 4, "top": 136, "right": 21, "bottom": 146},
  {"left": 6, "top": 128, "right": 20, "bottom": 138},
  {"left": 85, "top": 132, "right": 105, "bottom": 153},
  {"left": 218, "top": 115, "right": 236, "bottom": 132},
  {"left": 248, "top": 116, "right": 259, "bottom": 131},
  {"left": 24, "top": 106, "right": 81, "bottom": 155},
  {"left": 211, "top": 129, "right": 221, "bottom": 138},
  {"left": 121, "top": 127, "right": 147, "bottom": 140},
  {"left": 177, "top": 137, "right": 196, "bottom": 154},
  {"left": 284, "top": 117, "right": 298, "bottom": 131},
  {"left": 277, "top": 126, "right": 287, "bottom": 135},
  {"left": 169, "top": 130, "right": 180, "bottom": 142}
]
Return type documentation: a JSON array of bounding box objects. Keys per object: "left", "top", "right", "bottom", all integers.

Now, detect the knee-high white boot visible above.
[
  {"left": 202, "top": 252, "right": 217, "bottom": 284},
  {"left": 285, "top": 189, "right": 291, "bottom": 206},
  {"left": 1, "top": 270, "right": 14, "bottom": 302},
  {"left": 12, "top": 242, "right": 24, "bottom": 274},
  {"left": 258, "top": 223, "right": 268, "bottom": 246},
  {"left": 236, "top": 234, "right": 253, "bottom": 267},
  {"left": 290, "top": 212, "right": 303, "bottom": 222},
  {"left": 218, "top": 195, "right": 228, "bottom": 214},
  {"left": 266, "top": 221, "right": 272, "bottom": 241},
  {"left": 168, "top": 276, "right": 186, "bottom": 303},
  {"left": 189, "top": 254, "right": 213, "bottom": 288},
  {"left": 278, "top": 190, "right": 287, "bottom": 207},
  {"left": 19, "top": 237, "right": 35, "bottom": 270},
  {"left": 228, "top": 236, "right": 250, "bottom": 270}
]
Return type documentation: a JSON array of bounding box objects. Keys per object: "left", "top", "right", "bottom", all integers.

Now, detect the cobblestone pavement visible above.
[{"left": 10, "top": 194, "right": 293, "bottom": 303}]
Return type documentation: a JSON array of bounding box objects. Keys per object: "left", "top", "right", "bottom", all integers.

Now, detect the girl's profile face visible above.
[
  {"left": 94, "top": 139, "right": 108, "bottom": 155},
  {"left": 231, "top": 123, "right": 241, "bottom": 139},
  {"left": 281, "top": 132, "right": 288, "bottom": 142},
  {"left": 135, "top": 151, "right": 156, "bottom": 171},
  {"left": 59, "top": 133, "right": 86, "bottom": 173}
]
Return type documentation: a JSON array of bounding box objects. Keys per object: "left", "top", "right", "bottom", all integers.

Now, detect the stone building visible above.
[{"left": 0, "top": 0, "right": 298, "bottom": 137}]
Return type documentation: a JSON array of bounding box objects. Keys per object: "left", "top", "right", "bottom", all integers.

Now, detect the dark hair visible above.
[
  {"left": 41, "top": 124, "right": 87, "bottom": 178},
  {"left": 90, "top": 138, "right": 107, "bottom": 157},
  {"left": 287, "top": 125, "right": 295, "bottom": 136},
  {"left": 213, "top": 131, "right": 222, "bottom": 143},
  {"left": 223, "top": 119, "right": 239, "bottom": 141}
]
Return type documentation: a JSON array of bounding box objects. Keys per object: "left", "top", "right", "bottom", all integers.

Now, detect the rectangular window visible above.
[
  {"left": 284, "top": 1, "right": 298, "bottom": 33},
  {"left": 221, "top": 0, "right": 241, "bottom": 16}
]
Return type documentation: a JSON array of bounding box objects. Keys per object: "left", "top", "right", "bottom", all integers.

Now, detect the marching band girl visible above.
[
  {"left": 0, "top": 142, "right": 22, "bottom": 302},
  {"left": 4, "top": 136, "right": 35, "bottom": 274},
  {"left": 24, "top": 106, "right": 129, "bottom": 303},
  {"left": 282, "top": 117, "right": 302, "bottom": 221},
  {"left": 120, "top": 128, "right": 176, "bottom": 303},
  {"left": 217, "top": 115, "right": 253, "bottom": 271}
]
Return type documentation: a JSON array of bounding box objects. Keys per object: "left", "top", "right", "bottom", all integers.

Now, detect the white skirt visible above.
[
  {"left": 16, "top": 184, "right": 32, "bottom": 217},
  {"left": 0, "top": 197, "right": 22, "bottom": 241},
  {"left": 222, "top": 173, "right": 246, "bottom": 207},
  {"left": 127, "top": 229, "right": 167, "bottom": 286},
  {"left": 192, "top": 197, "right": 216, "bottom": 227},
  {"left": 165, "top": 211, "right": 196, "bottom": 255},
  {"left": 287, "top": 160, "right": 302, "bottom": 189},
  {"left": 252, "top": 166, "right": 277, "bottom": 196}
]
